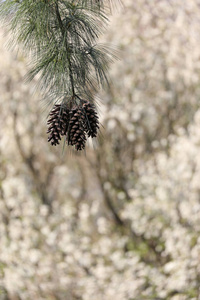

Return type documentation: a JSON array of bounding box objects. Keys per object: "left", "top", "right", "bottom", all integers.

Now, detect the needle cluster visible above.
[{"left": 0, "top": 0, "right": 118, "bottom": 150}]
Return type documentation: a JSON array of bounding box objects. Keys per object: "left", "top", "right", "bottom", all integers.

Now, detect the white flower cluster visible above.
[{"left": 1, "top": 0, "right": 200, "bottom": 299}]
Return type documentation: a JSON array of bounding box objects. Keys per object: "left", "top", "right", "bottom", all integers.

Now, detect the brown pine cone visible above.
[
  {"left": 67, "top": 107, "right": 87, "bottom": 150},
  {"left": 47, "top": 104, "right": 69, "bottom": 146},
  {"left": 82, "top": 101, "right": 99, "bottom": 138}
]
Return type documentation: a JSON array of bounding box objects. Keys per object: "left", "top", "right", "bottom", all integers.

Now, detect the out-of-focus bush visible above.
[{"left": 1, "top": 0, "right": 200, "bottom": 299}]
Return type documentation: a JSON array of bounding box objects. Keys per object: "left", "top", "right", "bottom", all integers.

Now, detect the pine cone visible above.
[
  {"left": 47, "top": 100, "right": 99, "bottom": 150},
  {"left": 83, "top": 101, "right": 99, "bottom": 138},
  {"left": 47, "top": 104, "right": 69, "bottom": 146},
  {"left": 68, "top": 107, "right": 86, "bottom": 151}
]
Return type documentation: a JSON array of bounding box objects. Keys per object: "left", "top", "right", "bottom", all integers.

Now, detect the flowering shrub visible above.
[{"left": 1, "top": 0, "right": 200, "bottom": 299}]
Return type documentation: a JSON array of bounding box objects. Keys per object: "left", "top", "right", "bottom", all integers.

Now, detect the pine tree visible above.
[{"left": 0, "top": 0, "right": 119, "bottom": 151}]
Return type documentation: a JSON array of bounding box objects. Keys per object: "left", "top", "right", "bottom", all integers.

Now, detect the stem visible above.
[{"left": 55, "top": 2, "right": 75, "bottom": 96}]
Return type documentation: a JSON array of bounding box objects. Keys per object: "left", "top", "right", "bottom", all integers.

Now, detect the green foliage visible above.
[{"left": 0, "top": 0, "right": 116, "bottom": 106}]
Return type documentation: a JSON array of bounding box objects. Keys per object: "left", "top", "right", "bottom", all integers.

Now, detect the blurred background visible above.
[{"left": 1, "top": 0, "right": 200, "bottom": 299}]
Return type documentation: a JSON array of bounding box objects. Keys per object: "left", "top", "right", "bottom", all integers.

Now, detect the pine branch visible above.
[
  {"left": 55, "top": 1, "right": 76, "bottom": 97},
  {"left": 0, "top": 0, "right": 119, "bottom": 151}
]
